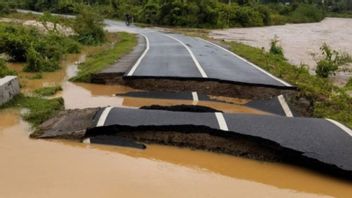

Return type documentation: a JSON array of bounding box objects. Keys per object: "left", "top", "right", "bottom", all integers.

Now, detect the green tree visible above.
[{"left": 73, "top": 5, "right": 106, "bottom": 45}]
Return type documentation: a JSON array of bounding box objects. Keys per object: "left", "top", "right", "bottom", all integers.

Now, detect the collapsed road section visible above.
[
  {"left": 33, "top": 107, "right": 352, "bottom": 179},
  {"left": 116, "top": 91, "right": 300, "bottom": 117}
]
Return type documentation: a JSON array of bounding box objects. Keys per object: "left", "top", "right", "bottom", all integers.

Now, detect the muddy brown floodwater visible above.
[
  {"left": 210, "top": 17, "right": 352, "bottom": 85},
  {"left": 1, "top": 53, "right": 352, "bottom": 197}
]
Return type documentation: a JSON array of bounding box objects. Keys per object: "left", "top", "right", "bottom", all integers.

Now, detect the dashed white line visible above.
[
  {"left": 127, "top": 33, "right": 150, "bottom": 76},
  {"left": 215, "top": 112, "right": 229, "bottom": 131},
  {"left": 192, "top": 91, "right": 199, "bottom": 105},
  {"left": 96, "top": 106, "right": 113, "bottom": 127},
  {"left": 163, "top": 34, "right": 208, "bottom": 78},
  {"left": 278, "top": 95, "right": 293, "bottom": 117},
  {"left": 326, "top": 119, "right": 352, "bottom": 137},
  {"left": 198, "top": 38, "right": 292, "bottom": 87}
]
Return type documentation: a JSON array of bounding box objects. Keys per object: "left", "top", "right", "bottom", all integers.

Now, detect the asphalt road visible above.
[
  {"left": 124, "top": 31, "right": 292, "bottom": 88},
  {"left": 93, "top": 107, "right": 352, "bottom": 174},
  {"left": 18, "top": 9, "right": 292, "bottom": 88},
  {"left": 99, "top": 20, "right": 294, "bottom": 88}
]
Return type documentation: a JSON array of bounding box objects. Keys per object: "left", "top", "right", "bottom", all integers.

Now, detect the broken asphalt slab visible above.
[
  {"left": 116, "top": 91, "right": 296, "bottom": 116},
  {"left": 33, "top": 107, "right": 352, "bottom": 179}
]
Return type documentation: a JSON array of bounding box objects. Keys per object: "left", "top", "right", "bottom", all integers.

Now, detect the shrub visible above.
[
  {"left": 233, "top": 7, "right": 264, "bottom": 27},
  {"left": 0, "top": 25, "right": 29, "bottom": 62},
  {"left": 255, "top": 5, "right": 272, "bottom": 26},
  {"left": 0, "top": 58, "right": 16, "bottom": 78},
  {"left": 139, "top": 2, "right": 160, "bottom": 25},
  {"left": 289, "top": 4, "right": 325, "bottom": 23},
  {"left": 315, "top": 43, "right": 351, "bottom": 78},
  {"left": 316, "top": 59, "right": 338, "bottom": 78},
  {"left": 0, "top": 1, "right": 11, "bottom": 16},
  {"left": 73, "top": 6, "right": 106, "bottom": 45},
  {"left": 346, "top": 78, "right": 352, "bottom": 88},
  {"left": 270, "top": 36, "right": 284, "bottom": 57},
  {"left": 0, "top": 23, "right": 80, "bottom": 72}
]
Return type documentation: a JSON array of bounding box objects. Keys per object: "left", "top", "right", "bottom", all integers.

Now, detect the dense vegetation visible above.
[
  {"left": 0, "top": 6, "right": 108, "bottom": 126},
  {"left": 0, "top": 0, "right": 339, "bottom": 28},
  {"left": 0, "top": 5, "right": 109, "bottom": 72},
  {"left": 0, "top": 58, "right": 16, "bottom": 78}
]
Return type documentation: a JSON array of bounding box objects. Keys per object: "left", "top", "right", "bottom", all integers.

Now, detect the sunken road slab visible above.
[
  {"left": 116, "top": 91, "right": 289, "bottom": 116},
  {"left": 93, "top": 107, "right": 352, "bottom": 177},
  {"left": 34, "top": 107, "right": 352, "bottom": 179}
]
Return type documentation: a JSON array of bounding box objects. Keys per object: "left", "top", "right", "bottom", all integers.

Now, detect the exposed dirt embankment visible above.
[
  {"left": 86, "top": 126, "right": 352, "bottom": 180},
  {"left": 124, "top": 78, "right": 296, "bottom": 99}
]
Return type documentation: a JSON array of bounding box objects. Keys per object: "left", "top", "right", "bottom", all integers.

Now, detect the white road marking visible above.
[
  {"left": 215, "top": 112, "right": 229, "bottom": 131},
  {"left": 163, "top": 34, "right": 208, "bottom": 78},
  {"left": 127, "top": 34, "right": 150, "bottom": 76},
  {"left": 198, "top": 38, "right": 292, "bottom": 87},
  {"left": 83, "top": 138, "right": 91, "bottom": 144},
  {"left": 278, "top": 95, "right": 293, "bottom": 117},
  {"left": 96, "top": 106, "right": 113, "bottom": 127},
  {"left": 192, "top": 91, "right": 199, "bottom": 105},
  {"left": 326, "top": 119, "right": 352, "bottom": 137}
]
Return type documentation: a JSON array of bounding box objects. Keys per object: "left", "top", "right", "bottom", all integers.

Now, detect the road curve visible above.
[
  {"left": 18, "top": 9, "right": 293, "bottom": 88},
  {"left": 124, "top": 30, "right": 293, "bottom": 88}
]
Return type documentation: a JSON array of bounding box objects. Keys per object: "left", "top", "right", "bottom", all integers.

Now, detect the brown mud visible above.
[{"left": 1, "top": 109, "right": 343, "bottom": 198}]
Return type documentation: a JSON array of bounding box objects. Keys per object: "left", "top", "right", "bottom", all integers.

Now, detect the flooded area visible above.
[
  {"left": 1, "top": 109, "right": 352, "bottom": 198},
  {"left": 210, "top": 17, "right": 352, "bottom": 85},
  {"left": 1, "top": 47, "right": 352, "bottom": 198}
]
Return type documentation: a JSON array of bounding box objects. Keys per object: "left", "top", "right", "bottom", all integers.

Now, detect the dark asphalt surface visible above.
[
  {"left": 125, "top": 31, "right": 293, "bottom": 88},
  {"left": 132, "top": 32, "right": 202, "bottom": 78},
  {"left": 247, "top": 97, "right": 286, "bottom": 116},
  {"left": 95, "top": 107, "right": 352, "bottom": 173},
  {"left": 172, "top": 34, "right": 287, "bottom": 87}
]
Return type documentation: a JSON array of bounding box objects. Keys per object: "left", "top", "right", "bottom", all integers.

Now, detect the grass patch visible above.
[
  {"left": 328, "top": 12, "right": 352, "bottom": 18},
  {"left": 0, "top": 94, "right": 64, "bottom": 126},
  {"left": 70, "top": 32, "right": 137, "bottom": 82},
  {"left": 34, "top": 86, "right": 62, "bottom": 96},
  {"left": 346, "top": 78, "right": 352, "bottom": 89},
  {"left": 225, "top": 41, "right": 352, "bottom": 128},
  {"left": 29, "top": 73, "right": 43, "bottom": 79},
  {"left": 0, "top": 58, "right": 16, "bottom": 78}
]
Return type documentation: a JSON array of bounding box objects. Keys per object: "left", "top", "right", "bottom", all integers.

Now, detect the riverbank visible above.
[{"left": 210, "top": 17, "right": 352, "bottom": 86}]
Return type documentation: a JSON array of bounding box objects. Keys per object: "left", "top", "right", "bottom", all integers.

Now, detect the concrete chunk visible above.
[{"left": 0, "top": 76, "right": 20, "bottom": 106}]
